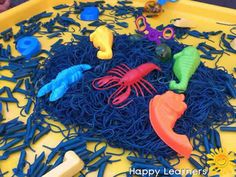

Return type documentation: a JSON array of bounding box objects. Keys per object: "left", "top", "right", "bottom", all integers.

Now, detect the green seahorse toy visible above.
[{"left": 169, "top": 46, "right": 200, "bottom": 92}]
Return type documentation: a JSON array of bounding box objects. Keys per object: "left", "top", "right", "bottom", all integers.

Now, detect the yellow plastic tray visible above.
[{"left": 0, "top": 0, "right": 236, "bottom": 177}]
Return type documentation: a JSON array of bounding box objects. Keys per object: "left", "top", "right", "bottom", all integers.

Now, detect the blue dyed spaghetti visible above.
[{"left": 32, "top": 35, "right": 236, "bottom": 158}]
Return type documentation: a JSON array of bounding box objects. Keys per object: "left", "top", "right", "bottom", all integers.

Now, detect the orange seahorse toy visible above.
[{"left": 149, "top": 91, "right": 193, "bottom": 158}]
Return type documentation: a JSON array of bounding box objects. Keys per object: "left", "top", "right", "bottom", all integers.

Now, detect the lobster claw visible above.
[
  {"left": 37, "top": 82, "right": 53, "bottom": 98},
  {"left": 109, "top": 86, "right": 131, "bottom": 107},
  {"left": 97, "top": 76, "right": 114, "bottom": 87},
  {"left": 49, "top": 83, "right": 68, "bottom": 102},
  {"left": 92, "top": 76, "right": 119, "bottom": 90},
  {"left": 149, "top": 91, "right": 193, "bottom": 158}
]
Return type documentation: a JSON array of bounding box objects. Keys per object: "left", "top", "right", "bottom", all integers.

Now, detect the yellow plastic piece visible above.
[
  {"left": 172, "top": 18, "right": 197, "bottom": 28},
  {"left": 207, "top": 148, "right": 235, "bottom": 176},
  {"left": 230, "top": 38, "right": 236, "bottom": 50},
  {"left": 90, "top": 26, "right": 114, "bottom": 60},
  {"left": 42, "top": 151, "right": 84, "bottom": 177}
]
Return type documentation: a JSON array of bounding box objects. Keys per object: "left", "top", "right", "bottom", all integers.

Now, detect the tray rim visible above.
[{"left": 0, "top": 0, "right": 236, "bottom": 32}]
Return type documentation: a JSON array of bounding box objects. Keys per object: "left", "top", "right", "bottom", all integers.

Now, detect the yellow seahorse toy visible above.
[{"left": 90, "top": 26, "right": 114, "bottom": 60}]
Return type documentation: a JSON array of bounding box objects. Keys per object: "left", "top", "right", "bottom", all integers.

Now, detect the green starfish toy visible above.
[{"left": 169, "top": 46, "right": 200, "bottom": 92}]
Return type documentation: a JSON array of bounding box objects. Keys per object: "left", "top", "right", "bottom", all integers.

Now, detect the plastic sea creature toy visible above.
[
  {"left": 37, "top": 64, "right": 91, "bottom": 102},
  {"left": 144, "top": 0, "right": 163, "bottom": 16},
  {"left": 172, "top": 18, "right": 197, "bottom": 28},
  {"left": 42, "top": 151, "right": 84, "bottom": 177},
  {"left": 135, "top": 16, "right": 174, "bottom": 45},
  {"left": 92, "top": 62, "right": 161, "bottom": 107},
  {"left": 207, "top": 148, "right": 235, "bottom": 176},
  {"left": 155, "top": 44, "right": 172, "bottom": 62},
  {"left": 158, "top": 0, "right": 177, "bottom": 6},
  {"left": 80, "top": 6, "right": 99, "bottom": 21},
  {"left": 158, "top": 0, "right": 168, "bottom": 5},
  {"left": 169, "top": 46, "right": 200, "bottom": 92},
  {"left": 0, "top": 0, "right": 11, "bottom": 12},
  {"left": 149, "top": 91, "right": 193, "bottom": 158},
  {"left": 16, "top": 36, "right": 41, "bottom": 59},
  {"left": 90, "top": 26, "right": 114, "bottom": 60},
  {"left": 230, "top": 38, "right": 236, "bottom": 50}
]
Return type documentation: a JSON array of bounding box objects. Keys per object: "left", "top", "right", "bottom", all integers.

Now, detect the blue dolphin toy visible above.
[{"left": 37, "top": 64, "right": 92, "bottom": 102}]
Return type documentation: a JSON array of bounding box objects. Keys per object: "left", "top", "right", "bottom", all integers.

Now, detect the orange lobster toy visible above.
[{"left": 149, "top": 91, "right": 193, "bottom": 158}]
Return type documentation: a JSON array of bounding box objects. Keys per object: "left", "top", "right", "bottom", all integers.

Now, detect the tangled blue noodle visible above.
[{"left": 32, "top": 35, "right": 236, "bottom": 158}]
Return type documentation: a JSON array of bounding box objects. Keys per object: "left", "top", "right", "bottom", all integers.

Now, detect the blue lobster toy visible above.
[{"left": 37, "top": 64, "right": 92, "bottom": 102}]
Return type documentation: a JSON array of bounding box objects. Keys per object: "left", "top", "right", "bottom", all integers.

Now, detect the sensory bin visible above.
[{"left": 0, "top": 0, "right": 236, "bottom": 177}]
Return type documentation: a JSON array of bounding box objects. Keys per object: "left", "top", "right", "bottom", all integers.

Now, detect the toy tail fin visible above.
[
  {"left": 169, "top": 80, "right": 187, "bottom": 93},
  {"left": 49, "top": 85, "right": 68, "bottom": 102},
  {"left": 37, "top": 82, "right": 53, "bottom": 98}
]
